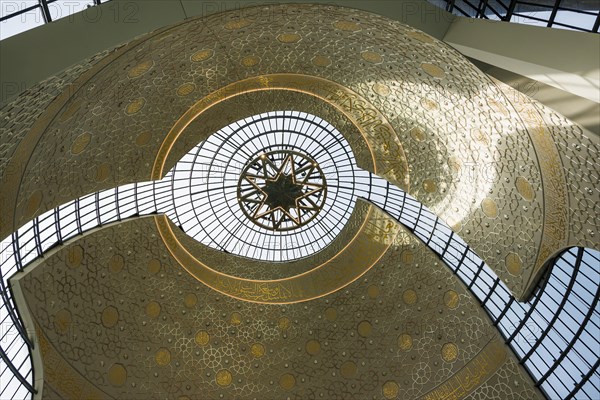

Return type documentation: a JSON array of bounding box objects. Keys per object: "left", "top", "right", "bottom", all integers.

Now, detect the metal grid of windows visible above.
[
  {"left": 0, "top": 112, "right": 598, "bottom": 399},
  {"left": 428, "top": 0, "right": 600, "bottom": 32},
  {"left": 365, "top": 175, "right": 600, "bottom": 400},
  {"left": 0, "top": 0, "right": 110, "bottom": 40},
  {"left": 165, "top": 112, "right": 369, "bottom": 262}
]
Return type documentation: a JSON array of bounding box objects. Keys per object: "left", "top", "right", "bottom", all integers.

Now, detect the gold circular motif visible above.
[
  {"left": 421, "top": 63, "right": 445, "bottom": 78},
  {"left": 505, "top": 252, "right": 522, "bottom": 276},
  {"left": 446, "top": 216, "right": 462, "bottom": 232},
  {"left": 472, "top": 129, "right": 490, "bottom": 146},
  {"left": 146, "top": 301, "right": 161, "bottom": 318},
  {"left": 400, "top": 249, "right": 414, "bottom": 264},
  {"left": 127, "top": 60, "right": 154, "bottom": 79},
  {"left": 488, "top": 98, "right": 509, "bottom": 117},
  {"left": 333, "top": 20, "right": 361, "bottom": 31},
  {"left": 216, "top": 369, "right": 232, "bottom": 387},
  {"left": 443, "top": 290, "right": 460, "bottom": 309},
  {"left": 278, "top": 317, "right": 291, "bottom": 330},
  {"left": 402, "top": 289, "right": 417, "bottom": 305},
  {"left": 279, "top": 373, "right": 296, "bottom": 390},
  {"left": 441, "top": 343, "right": 459, "bottom": 362},
  {"left": 177, "top": 83, "right": 196, "bottom": 97},
  {"left": 25, "top": 190, "right": 43, "bottom": 219},
  {"left": 95, "top": 163, "right": 111, "bottom": 182},
  {"left": 70, "top": 132, "right": 92, "bottom": 155},
  {"left": 448, "top": 156, "right": 461, "bottom": 174},
  {"left": 190, "top": 49, "right": 214, "bottom": 62},
  {"left": 367, "top": 285, "right": 379, "bottom": 299},
  {"left": 305, "top": 339, "right": 321, "bottom": 356},
  {"left": 382, "top": 381, "right": 400, "bottom": 399},
  {"left": 340, "top": 361, "right": 358, "bottom": 378},
  {"left": 66, "top": 245, "right": 84, "bottom": 268},
  {"left": 398, "top": 333, "right": 413, "bottom": 351},
  {"left": 54, "top": 309, "right": 71, "bottom": 334},
  {"left": 183, "top": 293, "right": 197, "bottom": 308},
  {"left": 420, "top": 97, "right": 438, "bottom": 110},
  {"left": 155, "top": 348, "right": 171, "bottom": 366},
  {"left": 481, "top": 198, "right": 498, "bottom": 218},
  {"left": 312, "top": 55, "right": 331, "bottom": 67},
  {"left": 357, "top": 321, "right": 373, "bottom": 337},
  {"left": 250, "top": 343, "right": 265, "bottom": 358},
  {"left": 241, "top": 55, "right": 260, "bottom": 67},
  {"left": 422, "top": 179, "right": 437, "bottom": 193},
  {"left": 516, "top": 176, "right": 535, "bottom": 201},
  {"left": 410, "top": 127, "right": 426, "bottom": 142},
  {"left": 230, "top": 312, "right": 242, "bottom": 325},
  {"left": 107, "top": 363, "right": 127, "bottom": 387},
  {"left": 277, "top": 33, "right": 301, "bottom": 43},
  {"left": 408, "top": 31, "right": 434, "bottom": 43},
  {"left": 361, "top": 51, "right": 383, "bottom": 63},
  {"left": 135, "top": 131, "right": 152, "bottom": 146},
  {"left": 324, "top": 307, "right": 337, "bottom": 321},
  {"left": 373, "top": 82, "right": 390, "bottom": 96},
  {"left": 148, "top": 259, "right": 161, "bottom": 274},
  {"left": 109, "top": 254, "right": 124, "bottom": 273},
  {"left": 101, "top": 306, "right": 119, "bottom": 328},
  {"left": 224, "top": 18, "right": 252, "bottom": 30},
  {"left": 125, "top": 98, "right": 145, "bottom": 115},
  {"left": 195, "top": 330, "right": 210, "bottom": 346}
]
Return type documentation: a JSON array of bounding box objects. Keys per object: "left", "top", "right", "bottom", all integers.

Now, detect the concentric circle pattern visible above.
[{"left": 165, "top": 111, "right": 368, "bottom": 262}]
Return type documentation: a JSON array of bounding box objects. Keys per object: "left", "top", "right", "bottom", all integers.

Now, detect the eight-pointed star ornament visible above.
[{"left": 237, "top": 150, "right": 327, "bottom": 231}]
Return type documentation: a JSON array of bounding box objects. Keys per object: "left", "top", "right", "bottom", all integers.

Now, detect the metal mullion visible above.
[
  {"left": 476, "top": 0, "right": 490, "bottom": 18},
  {"left": 0, "top": 4, "right": 40, "bottom": 22},
  {"left": 550, "top": 20, "right": 592, "bottom": 32},
  {"left": 32, "top": 218, "right": 42, "bottom": 257},
  {"left": 446, "top": 0, "right": 457, "bottom": 13},
  {"left": 511, "top": 11, "right": 551, "bottom": 23},
  {"left": 520, "top": 248, "right": 583, "bottom": 364},
  {"left": 546, "top": 0, "right": 562, "bottom": 27},
  {"left": 38, "top": 0, "right": 52, "bottom": 23},
  {"left": 74, "top": 199, "right": 83, "bottom": 235},
  {"left": 484, "top": 5, "right": 505, "bottom": 19},
  {"left": 503, "top": 260, "right": 555, "bottom": 339},
  {"left": 592, "top": 13, "right": 599, "bottom": 31},
  {"left": 536, "top": 284, "right": 600, "bottom": 387},
  {"left": 504, "top": 0, "right": 518, "bottom": 20},
  {"left": 0, "top": 343, "right": 36, "bottom": 393},
  {"left": 459, "top": 0, "right": 483, "bottom": 15}
]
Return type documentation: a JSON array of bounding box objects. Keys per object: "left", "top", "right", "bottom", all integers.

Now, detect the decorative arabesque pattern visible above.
[
  {"left": 1, "top": 111, "right": 598, "bottom": 399},
  {"left": 0, "top": 4, "right": 598, "bottom": 399}
]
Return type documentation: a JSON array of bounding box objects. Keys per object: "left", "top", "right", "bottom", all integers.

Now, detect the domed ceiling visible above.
[{"left": 1, "top": 3, "right": 598, "bottom": 400}]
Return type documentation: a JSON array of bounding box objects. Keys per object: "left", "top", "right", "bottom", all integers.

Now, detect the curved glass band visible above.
[{"left": 1, "top": 112, "right": 598, "bottom": 399}]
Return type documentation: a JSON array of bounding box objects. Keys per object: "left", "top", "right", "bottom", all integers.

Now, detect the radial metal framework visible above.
[
  {"left": 164, "top": 111, "right": 365, "bottom": 262},
  {"left": 0, "top": 111, "right": 598, "bottom": 399}
]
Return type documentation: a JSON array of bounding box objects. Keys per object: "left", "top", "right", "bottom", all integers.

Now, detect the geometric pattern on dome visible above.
[
  {"left": 165, "top": 111, "right": 365, "bottom": 262},
  {"left": 0, "top": 3, "right": 598, "bottom": 399}
]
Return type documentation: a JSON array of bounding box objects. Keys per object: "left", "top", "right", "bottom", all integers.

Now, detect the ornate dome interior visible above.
[{"left": 0, "top": 2, "right": 598, "bottom": 400}]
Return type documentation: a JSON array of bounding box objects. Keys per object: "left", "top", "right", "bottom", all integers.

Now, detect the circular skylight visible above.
[{"left": 164, "top": 111, "right": 362, "bottom": 262}]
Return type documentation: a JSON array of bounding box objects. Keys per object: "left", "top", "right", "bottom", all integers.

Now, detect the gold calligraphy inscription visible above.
[
  {"left": 420, "top": 338, "right": 507, "bottom": 400},
  {"left": 505, "top": 83, "right": 568, "bottom": 299},
  {"left": 152, "top": 74, "right": 408, "bottom": 191},
  {"left": 154, "top": 200, "right": 398, "bottom": 304}
]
